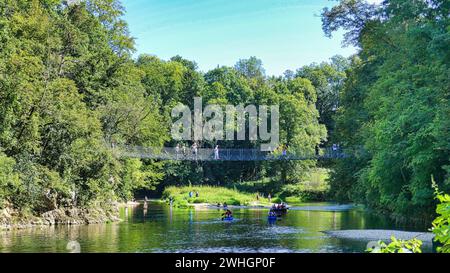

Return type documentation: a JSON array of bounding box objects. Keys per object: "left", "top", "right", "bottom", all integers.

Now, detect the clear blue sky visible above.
[{"left": 122, "top": 0, "right": 358, "bottom": 76}]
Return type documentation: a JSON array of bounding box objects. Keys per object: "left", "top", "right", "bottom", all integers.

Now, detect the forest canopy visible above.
[
  {"left": 0, "top": 0, "right": 448, "bottom": 224},
  {"left": 0, "top": 0, "right": 328, "bottom": 214},
  {"left": 323, "top": 0, "right": 449, "bottom": 223}
]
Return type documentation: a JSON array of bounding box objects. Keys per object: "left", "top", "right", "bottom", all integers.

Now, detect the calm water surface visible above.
[{"left": 0, "top": 202, "right": 431, "bottom": 253}]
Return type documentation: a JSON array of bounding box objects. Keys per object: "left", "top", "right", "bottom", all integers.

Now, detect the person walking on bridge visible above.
[
  {"left": 175, "top": 144, "right": 180, "bottom": 160},
  {"left": 332, "top": 144, "right": 338, "bottom": 158},
  {"left": 214, "top": 145, "right": 220, "bottom": 160},
  {"left": 192, "top": 142, "right": 198, "bottom": 160},
  {"left": 282, "top": 145, "right": 287, "bottom": 160},
  {"left": 182, "top": 144, "right": 187, "bottom": 158}
]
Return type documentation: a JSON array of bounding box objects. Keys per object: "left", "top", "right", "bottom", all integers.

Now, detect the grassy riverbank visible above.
[
  {"left": 233, "top": 168, "right": 330, "bottom": 204},
  {"left": 162, "top": 186, "right": 272, "bottom": 208},
  {"left": 277, "top": 168, "right": 330, "bottom": 203},
  {"left": 162, "top": 169, "right": 331, "bottom": 208}
]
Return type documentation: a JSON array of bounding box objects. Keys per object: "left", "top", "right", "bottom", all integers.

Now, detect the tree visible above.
[
  {"left": 0, "top": 0, "right": 167, "bottom": 213},
  {"left": 234, "top": 56, "right": 266, "bottom": 79},
  {"left": 324, "top": 0, "right": 450, "bottom": 222},
  {"left": 296, "top": 56, "right": 349, "bottom": 140}
]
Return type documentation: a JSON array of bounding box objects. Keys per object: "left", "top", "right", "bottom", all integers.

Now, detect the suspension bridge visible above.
[{"left": 112, "top": 144, "right": 350, "bottom": 161}]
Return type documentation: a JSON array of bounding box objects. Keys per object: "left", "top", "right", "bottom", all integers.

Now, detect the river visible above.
[{"left": 0, "top": 201, "right": 433, "bottom": 253}]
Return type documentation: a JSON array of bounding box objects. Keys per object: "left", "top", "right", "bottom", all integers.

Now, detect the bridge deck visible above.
[{"left": 114, "top": 145, "right": 348, "bottom": 161}]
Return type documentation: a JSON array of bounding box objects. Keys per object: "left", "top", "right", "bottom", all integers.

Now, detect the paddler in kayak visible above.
[{"left": 222, "top": 209, "right": 233, "bottom": 220}]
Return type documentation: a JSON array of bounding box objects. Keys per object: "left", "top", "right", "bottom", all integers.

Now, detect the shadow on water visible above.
[{"left": 0, "top": 201, "right": 433, "bottom": 253}]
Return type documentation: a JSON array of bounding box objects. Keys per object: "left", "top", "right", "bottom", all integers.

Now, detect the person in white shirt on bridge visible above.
[
  {"left": 214, "top": 145, "right": 220, "bottom": 160},
  {"left": 192, "top": 142, "right": 198, "bottom": 159}
]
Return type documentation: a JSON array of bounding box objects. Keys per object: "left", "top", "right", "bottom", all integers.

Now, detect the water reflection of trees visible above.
[
  {"left": 0, "top": 223, "right": 121, "bottom": 253},
  {"left": 1, "top": 203, "right": 402, "bottom": 253}
]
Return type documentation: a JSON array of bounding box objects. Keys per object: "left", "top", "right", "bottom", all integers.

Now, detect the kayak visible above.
[
  {"left": 272, "top": 208, "right": 288, "bottom": 212},
  {"left": 268, "top": 216, "right": 278, "bottom": 221},
  {"left": 223, "top": 216, "right": 234, "bottom": 221},
  {"left": 272, "top": 209, "right": 288, "bottom": 216}
]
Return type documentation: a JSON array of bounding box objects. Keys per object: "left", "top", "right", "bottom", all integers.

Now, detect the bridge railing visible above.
[{"left": 113, "top": 144, "right": 350, "bottom": 161}]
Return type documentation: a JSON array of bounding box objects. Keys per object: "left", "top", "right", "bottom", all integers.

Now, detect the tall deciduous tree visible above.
[{"left": 324, "top": 0, "right": 450, "bottom": 222}]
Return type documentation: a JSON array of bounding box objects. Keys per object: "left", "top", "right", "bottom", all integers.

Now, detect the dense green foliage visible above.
[
  {"left": 367, "top": 237, "right": 423, "bottom": 253},
  {"left": 1, "top": 0, "right": 447, "bottom": 226},
  {"left": 0, "top": 0, "right": 329, "bottom": 215},
  {"left": 296, "top": 55, "right": 349, "bottom": 139},
  {"left": 277, "top": 168, "right": 330, "bottom": 202},
  {"left": 324, "top": 0, "right": 450, "bottom": 222},
  {"left": 367, "top": 180, "right": 449, "bottom": 254},
  {"left": 431, "top": 179, "right": 450, "bottom": 253},
  {"left": 161, "top": 60, "right": 327, "bottom": 190},
  {"left": 0, "top": 0, "right": 166, "bottom": 213},
  {"left": 210, "top": 169, "right": 330, "bottom": 204}
]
